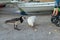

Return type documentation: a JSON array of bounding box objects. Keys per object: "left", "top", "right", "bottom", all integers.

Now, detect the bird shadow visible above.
[{"left": 31, "top": 24, "right": 40, "bottom": 30}]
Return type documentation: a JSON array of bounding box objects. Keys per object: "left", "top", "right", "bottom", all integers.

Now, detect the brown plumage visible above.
[{"left": 5, "top": 16, "right": 25, "bottom": 31}]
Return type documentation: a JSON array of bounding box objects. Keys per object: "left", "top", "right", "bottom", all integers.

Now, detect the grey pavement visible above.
[{"left": 0, "top": 14, "right": 60, "bottom": 40}]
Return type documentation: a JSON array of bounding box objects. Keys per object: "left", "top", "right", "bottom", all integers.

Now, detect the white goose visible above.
[
  {"left": 27, "top": 16, "right": 37, "bottom": 31},
  {"left": 27, "top": 16, "right": 36, "bottom": 27}
]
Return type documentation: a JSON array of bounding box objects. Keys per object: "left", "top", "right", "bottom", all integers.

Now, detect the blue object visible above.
[
  {"left": 55, "top": 0, "right": 60, "bottom": 7},
  {"left": 18, "top": 8, "right": 27, "bottom": 15},
  {"left": 20, "top": 11, "right": 27, "bottom": 15}
]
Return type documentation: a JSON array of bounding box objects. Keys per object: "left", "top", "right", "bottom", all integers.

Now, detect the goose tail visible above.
[{"left": 5, "top": 20, "right": 11, "bottom": 23}]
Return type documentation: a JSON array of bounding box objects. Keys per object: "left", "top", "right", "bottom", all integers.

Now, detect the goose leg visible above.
[{"left": 14, "top": 24, "right": 21, "bottom": 31}]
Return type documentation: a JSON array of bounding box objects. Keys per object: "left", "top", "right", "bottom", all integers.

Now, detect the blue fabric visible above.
[
  {"left": 55, "top": 0, "right": 60, "bottom": 8},
  {"left": 20, "top": 11, "right": 27, "bottom": 15}
]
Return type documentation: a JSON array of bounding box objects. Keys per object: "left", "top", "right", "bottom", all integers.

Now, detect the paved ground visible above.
[{"left": 0, "top": 14, "right": 60, "bottom": 40}]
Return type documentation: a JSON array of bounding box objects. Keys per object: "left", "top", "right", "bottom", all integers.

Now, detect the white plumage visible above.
[{"left": 27, "top": 16, "right": 36, "bottom": 27}]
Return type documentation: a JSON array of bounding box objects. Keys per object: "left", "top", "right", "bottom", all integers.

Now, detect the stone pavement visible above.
[{"left": 0, "top": 14, "right": 60, "bottom": 40}]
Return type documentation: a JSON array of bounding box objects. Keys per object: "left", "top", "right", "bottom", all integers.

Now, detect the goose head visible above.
[{"left": 19, "top": 16, "right": 26, "bottom": 23}]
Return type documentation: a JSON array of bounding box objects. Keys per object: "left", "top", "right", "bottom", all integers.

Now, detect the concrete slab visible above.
[{"left": 0, "top": 14, "right": 60, "bottom": 40}]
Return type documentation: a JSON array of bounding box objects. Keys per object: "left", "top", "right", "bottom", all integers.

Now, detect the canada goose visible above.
[{"left": 5, "top": 16, "right": 25, "bottom": 31}]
